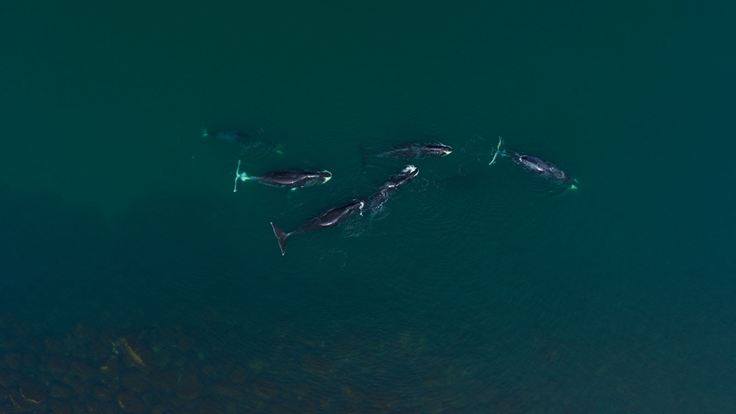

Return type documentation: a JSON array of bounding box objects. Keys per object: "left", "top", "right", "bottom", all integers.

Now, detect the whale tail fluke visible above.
[
  {"left": 270, "top": 222, "right": 289, "bottom": 256},
  {"left": 233, "top": 160, "right": 253, "bottom": 192},
  {"left": 488, "top": 136, "right": 506, "bottom": 165}
]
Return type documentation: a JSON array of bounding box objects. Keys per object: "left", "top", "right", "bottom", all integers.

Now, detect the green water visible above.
[{"left": 1, "top": 1, "right": 735, "bottom": 412}]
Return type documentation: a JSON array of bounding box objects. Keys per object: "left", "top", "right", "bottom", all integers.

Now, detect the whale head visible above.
[
  {"left": 401, "top": 165, "right": 419, "bottom": 180},
  {"left": 424, "top": 143, "right": 453, "bottom": 156},
  {"left": 319, "top": 170, "right": 333, "bottom": 183},
  {"left": 402, "top": 164, "right": 418, "bottom": 175}
]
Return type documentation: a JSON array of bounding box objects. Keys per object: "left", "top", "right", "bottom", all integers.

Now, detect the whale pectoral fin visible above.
[{"left": 568, "top": 179, "right": 579, "bottom": 191}]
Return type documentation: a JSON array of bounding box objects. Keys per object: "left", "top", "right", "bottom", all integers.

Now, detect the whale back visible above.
[
  {"left": 258, "top": 170, "right": 332, "bottom": 188},
  {"left": 514, "top": 154, "right": 567, "bottom": 181}
]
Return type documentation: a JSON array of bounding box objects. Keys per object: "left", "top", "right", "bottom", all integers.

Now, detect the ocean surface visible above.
[{"left": 1, "top": 1, "right": 734, "bottom": 413}]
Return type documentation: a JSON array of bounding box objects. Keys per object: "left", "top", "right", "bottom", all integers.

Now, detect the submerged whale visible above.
[
  {"left": 489, "top": 137, "right": 577, "bottom": 189},
  {"left": 376, "top": 143, "right": 452, "bottom": 158},
  {"left": 203, "top": 128, "right": 284, "bottom": 157},
  {"left": 270, "top": 199, "right": 365, "bottom": 256},
  {"left": 233, "top": 160, "right": 331, "bottom": 192},
  {"left": 367, "top": 165, "right": 419, "bottom": 212}
]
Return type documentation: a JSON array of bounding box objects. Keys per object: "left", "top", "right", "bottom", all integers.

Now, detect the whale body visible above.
[
  {"left": 367, "top": 165, "right": 419, "bottom": 212},
  {"left": 511, "top": 153, "right": 568, "bottom": 182},
  {"left": 489, "top": 137, "right": 576, "bottom": 188},
  {"left": 270, "top": 199, "right": 365, "bottom": 256},
  {"left": 377, "top": 143, "right": 452, "bottom": 158},
  {"left": 245, "top": 170, "right": 332, "bottom": 188},
  {"left": 233, "top": 161, "right": 331, "bottom": 192},
  {"left": 204, "top": 128, "right": 284, "bottom": 158}
]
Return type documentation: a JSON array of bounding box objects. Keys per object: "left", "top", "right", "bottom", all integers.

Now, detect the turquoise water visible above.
[{"left": 1, "top": 1, "right": 735, "bottom": 412}]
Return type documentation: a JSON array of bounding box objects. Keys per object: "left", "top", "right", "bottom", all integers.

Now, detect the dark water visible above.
[{"left": 1, "top": 1, "right": 735, "bottom": 412}]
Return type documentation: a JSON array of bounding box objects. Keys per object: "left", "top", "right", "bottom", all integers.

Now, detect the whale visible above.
[
  {"left": 489, "top": 137, "right": 577, "bottom": 189},
  {"left": 233, "top": 160, "right": 331, "bottom": 192},
  {"left": 203, "top": 128, "right": 257, "bottom": 146},
  {"left": 367, "top": 165, "right": 419, "bottom": 212},
  {"left": 376, "top": 143, "right": 452, "bottom": 158},
  {"left": 270, "top": 199, "right": 365, "bottom": 256},
  {"left": 203, "top": 128, "right": 284, "bottom": 157},
  {"left": 511, "top": 154, "right": 568, "bottom": 182}
]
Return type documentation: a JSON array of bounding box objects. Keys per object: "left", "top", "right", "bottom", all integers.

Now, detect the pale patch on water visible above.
[
  {"left": 369, "top": 205, "right": 391, "bottom": 222},
  {"left": 342, "top": 218, "right": 368, "bottom": 239}
]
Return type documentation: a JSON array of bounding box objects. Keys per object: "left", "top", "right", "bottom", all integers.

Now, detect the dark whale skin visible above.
[
  {"left": 367, "top": 165, "right": 419, "bottom": 211},
  {"left": 270, "top": 199, "right": 365, "bottom": 256},
  {"left": 256, "top": 170, "right": 331, "bottom": 188},
  {"left": 511, "top": 153, "right": 568, "bottom": 182},
  {"left": 377, "top": 143, "right": 452, "bottom": 158}
]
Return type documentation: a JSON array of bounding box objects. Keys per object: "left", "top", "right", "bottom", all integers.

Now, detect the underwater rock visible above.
[
  {"left": 174, "top": 373, "right": 202, "bottom": 401},
  {"left": 121, "top": 373, "right": 148, "bottom": 393},
  {"left": 147, "top": 368, "right": 180, "bottom": 391},
  {"left": 301, "top": 355, "right": 335, "bottom": 378},
  {"left": 18, "top": 380, "right": 45, "bottom": 405},
  {"left": 0, "top": 391, "right": 7, "bottom": 411},
  {"left": 341, "top": 384, "right": 366, "bottom": 405},
  {"left": 0, "top": 370, "right": 18, "bottom": 388},
  {"left": 49, "top": 383, "right": 73, "bottom": 399},
  {"left": 152, "top": 402, "right": 177, "bottom": 414},
  {"left": 48, "top": 399, "right": 73, "bottom": 414},
  {"left": 7, "top": 389, "right": 40, "bottom": 413},
  {"left": 85, "top": 400, "right": 117, "bottom": 414},
  {"left": 89, "top": 338, "right": 115, "bottom": 363},
  {"left": 201, "top": 361, "right": 233, "bottom": 382},
  {"left": 115, "top": 338, "right": 147, "bottom": 369},
  {"left": 267, "top": 401, "right": 310, "bottom": 414},
  {"left": 116, "top": 391, "right": 147, "bottom": 413},
  {"left": 98, "top": 358, "right": 122, "bottom": 383},
  {"left": 195, "top": 399, "right": 227, "bottom": 414},
  {"left": 92, "top": 384, "right": 113, "bottom": 402},
  {"left": 248, "top": 358, "right": 268, "bottom": 374},
  {"left": 170, "top": 400, "right": 201, "bottom": 414},
  {"left": 253, "top": 379, "right": 279, "bottom": 401},
  {"left": 44, "top": 337, "right": 65, "bottom": 355},
  {"left": 45, "top": 357, "right": 68, "bottom": 377},
  {"left": 69, "top": 381, "right": 92, "bottom": 400},
  {"left": 212, "top": 383, "right": 247, "bottom": 401},
  {"left": 227, "top": 365, "right": 249, "bottom": 384},
  {"left": 148, "top": 348, "right": 175, "bottom": 370},
  {"left": 2, "top": 353, "right": 21, "bottom": 370},
  {"left": 21, "top": 353, "right": 38, "bottom": 371},
  {"left": 174, "top": 334, "right": 195, "bottom": 353},
  {"left": 291, "top": 383, "right": 312, "bottom": 401},
  {"left": 68, "top": 360, "right": 96, "bottom": 383}
]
